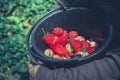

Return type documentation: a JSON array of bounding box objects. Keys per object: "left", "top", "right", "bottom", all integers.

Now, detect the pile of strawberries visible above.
[{"left": 43, "top": 27, "right": 97, "bottom": 59}]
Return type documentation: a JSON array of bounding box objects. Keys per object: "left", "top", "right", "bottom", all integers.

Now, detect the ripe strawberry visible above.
[
  {"left": 50, "top": 43, "right": 61, "bottom": 52},
  {"left": 56, "top": 35, "right": 68, "bottom": 46},
  {"left": 53, "top": 27, "right": 63, "bottom": 36},
  {"left": 68, "top": 31, "right": 78, "bottom": 38},
  {"left": 55, "top": 47, "right": 68, "bottom": 56},
  {"left": 88, "top": 47, "right": 96, "bottom": 53},
  {"left": 44, "top": 48, "right": 54, "bottom": 57},
  {"left": 45, "top": 33, "right": 55, "bottom": 45},
  {"left": 70, "top": 39, "right": 83, "bottom": 52},
  {"left": 81, "top": 41, "right": 91, "bottom": 49},
  {"left": 62, "top": 30, "right": 68, "bottom": 36},
  {"left": 74, "top": 36, "right": 85, "bottom": 41}
]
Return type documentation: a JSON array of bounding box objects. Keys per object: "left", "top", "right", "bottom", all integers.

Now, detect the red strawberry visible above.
[
  {"left": 68, "top": 31, "right": 78, "bottom": 38},
  {"left": 50, "top": 43, "right": 61, "bottom": 52},
  {"left": 62, "top": 30, "right": 68, "bottom": 36},
  {"left": 88, "top": 47, "right": 96, "bottom": 53},
  {"left": 70, "top": 39, "right": 83, "bottom": 52},
  {"left": 74, "top": 36, "right": 85, "bottom": 41},
  {"left": 56, "top": 35, "right": 68, "bottom": 46},
  {"left": 45, "top": 33, "right": 55, "bottom": 45},
  {"left": 53, "top": 27, "right": 63, "bottom": 36},
  {"left": 55, "top": 47, "right": 68, "bottom": 56},
  {"left": 81, "top": 41, "right": 91, "bottom": 49}
]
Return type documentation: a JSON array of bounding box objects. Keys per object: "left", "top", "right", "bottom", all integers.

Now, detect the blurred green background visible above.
[{"left": 0, "top": 0, "right": 56, "bottom": 80}]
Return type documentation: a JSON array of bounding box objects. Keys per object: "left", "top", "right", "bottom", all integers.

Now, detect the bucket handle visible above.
[{"left": 26, "top": 25, "right": 47, "bottom": 64}]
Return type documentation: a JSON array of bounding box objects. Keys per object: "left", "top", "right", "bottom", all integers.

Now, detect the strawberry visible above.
[
  {"left": 66, "top": 53, "right": 71, "bottom": 60},
  {"left": 69, "top": 52, "right": 74, "bottom": 56},
  {"left": 90, "top": 41, "right": 97, "bottom": 47},
  {"left": 81, "top": 52, "right": 89, "bottom": 57},
  {"left": 74, "top": 36, "right": 85, "bottom": 41},
  {"left": 68, "top": 31, "right": 78, "bottom": 38},
  {"left": 44, "top": 48, "right": 54, "bottom": 57},
  {"left": 81, "top": 41, "right": 91, "bottom": 49},
  {"left": 50, "top": 43, "right": 61, "bottom": 52},
  {"left": 86, "top": 40, "right": 97, "bottom": 47},
  {"left": 75, "top": 51, "right": 88, "bottom": 56},
  {"left": 55, "top": 47, "right": 68, "bottom": 56},
  {"left": 70, "top": 39, "right": 83, "bottom": 52},
  {"left": 56, "top": 35, "right": 68, "bottom": 46},
  {"left": 45, "top": 33, "right": 55, "bottom": 45},
  {"left": 88, "top": 47, "right": 96, "bottom": 53},
  {"left": 75, "top": 51, "right": 83, "bottom": 55},
  {"left": 53, "top": 27, "right": 63, "bottom": 36},
  {"left": 62, "top": 30, "right": 68, "bottom": 36},
  {"left": 53, "top": 54, "right": 61, "bottom": 59}
]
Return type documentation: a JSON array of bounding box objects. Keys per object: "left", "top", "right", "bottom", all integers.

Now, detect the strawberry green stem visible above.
[{"left": 41, "top": 28, "right": 48, "bottom": 39}]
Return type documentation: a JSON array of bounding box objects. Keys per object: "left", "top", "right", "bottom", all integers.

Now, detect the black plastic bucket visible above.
[{"left": 26, "top": 6, "right": 113, "bottom": 65}]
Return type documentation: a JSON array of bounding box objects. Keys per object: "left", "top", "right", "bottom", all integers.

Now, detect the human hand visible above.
[{"left": 28, "top": 64, "right": 40, "bottom": 80}]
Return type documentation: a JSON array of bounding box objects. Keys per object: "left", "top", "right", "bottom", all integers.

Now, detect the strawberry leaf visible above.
[{"left": 66, "top": 43, "right": 73, "bottom": 53}]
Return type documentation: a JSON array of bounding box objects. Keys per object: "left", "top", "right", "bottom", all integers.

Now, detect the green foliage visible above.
[{"left": 0, "top": 0, "right": 55, "bottom": 80}]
